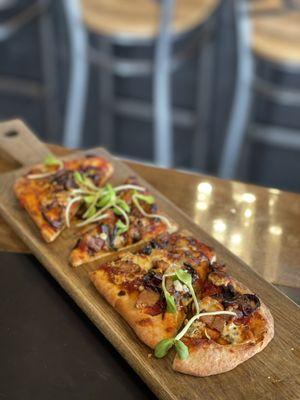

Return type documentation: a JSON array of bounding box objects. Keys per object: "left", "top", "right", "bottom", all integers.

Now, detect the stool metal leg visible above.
[
  {"left": 153, "top": 0, "right": 174, "bottom": 167},
  {"left": 218, "top": 0, "right": 254, "bottom": 179},
  {"left": 97, "top": 36, "right": 114, "bottom": 150},
  {"left": 62, "top": 0, "right": 89, "bottom": 148},
  {"left": 38, "top": 0, "right": 59, "bottom": 141},
  {"left": 192, "top": 26, "right": 214, "bottom": 171}
]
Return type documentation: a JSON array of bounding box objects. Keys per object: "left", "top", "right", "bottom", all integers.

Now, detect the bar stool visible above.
[
  {"left": 219, "top": 0, "right": 300, "bottom": 179},
  {"left": 62, "top": 0, "right": 221, "bottom": 168},
  {"left": 0, "top": 0, "right": 59, "bottom": 140}
]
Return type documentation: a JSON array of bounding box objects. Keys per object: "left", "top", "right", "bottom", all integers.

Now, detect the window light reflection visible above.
[
  {"left": 244, "top": 208, "right": 252, "bottom": 218},
  {"left": 196, "top": 201, "right": 208, "bottom": 211},
  {"left": 213, "top": 219, "right": 227, "bottom": 233},
  {"left": 197, "top": 182, "right": 213, "bottom": 195},
  {"left": 269, "top": 225, "right": 282, "bottom": 236},
  {"left": 241, "top": 193, "right": 256, "bottom": 203},
  {"left": 231, "top": 233, "right": 242, "bottom": 245}
]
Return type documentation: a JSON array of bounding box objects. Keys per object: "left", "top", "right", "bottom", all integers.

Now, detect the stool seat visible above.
[
  {"left": 81, "top": 0, "right": 219, "bottom": 40},
  {"left": 251, "top": 0, "right": 300, "bottom": 66}
]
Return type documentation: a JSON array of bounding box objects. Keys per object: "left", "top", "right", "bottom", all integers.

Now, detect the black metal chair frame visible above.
[
  {"left": 0, "top": 0, "right": 59, "bottom": 140},
  {"left": 219, "top": 0, "right": 300, "bottom": 179},
  {"left": 62, "top": 0, "right": 220, "bottom": 168}
]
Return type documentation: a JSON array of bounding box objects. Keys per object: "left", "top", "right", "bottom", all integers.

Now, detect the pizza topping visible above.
[
  {"left": 86, "top": 236, "right": 105, "bottom": 254},
  {"left": 27, "top": 154, "right": 63, "bottom": 179},
  {"left": 212, "top": 285, "right": 261, "bottom": 317},
  {"left": 238, "top": 294, "right": 261, "bottom": 316},
  {"left": 220, "top": 322, "right": 246, "bottom": 344},
  {"left": 41, "top": 210, "right": 63, "bottom": 230},
  {"left": 136, "top": 290, "right": 160, "bottom": 308},
  {"left": 143, "top": 270, "right": 163, "bottom": 294},
  {"left": 154, "top": 310, "right": 237, "bottom": 360},
  {"left": 132, "top": 191, "right": 175, "bottom": 233},
  {"left": 159, "top": 266, "right": 200, "bottom": 314}
]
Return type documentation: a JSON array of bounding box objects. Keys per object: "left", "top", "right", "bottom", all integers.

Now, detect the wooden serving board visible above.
[{"left": 0, "top": 120, "right": 299, "bottom": 400}]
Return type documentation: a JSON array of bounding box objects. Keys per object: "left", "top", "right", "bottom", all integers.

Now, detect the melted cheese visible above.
[
  {"left": 209, "top": 272, "right": 231, "bottom": 287},
  {"left": 221, "top": 322, "right": 244, "bottom": 344},
  {"left": 200, "top": 296, "right": 224, "bottom": 312}
]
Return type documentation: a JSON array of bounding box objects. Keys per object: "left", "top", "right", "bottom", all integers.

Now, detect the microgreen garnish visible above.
[
  {"left": 132, "top": 192, "right": 174, "bottom": 232},
  {"left": 154, "top": 338, "right": 175, "bottom": 358},
  {"left": 154, "top": 338, "right": 188, "bottom": 360},
  {"left": 27, "top": 154, "right": 63, "bottom": 179},
  {"left": 175, "top": 269, "right": 200, "bottom": 314},
  {"left": 174, "top": 339, "right": 189, "bottom": 360},
  {"left": 44, "top": 154, "right": 63, "bottom": 167},
  {"left": 154, "top": 310, "right": 237, "bottom": 360},
  {"left": 162, "top": 274, "right": 177, "bottom": 314},
  {"left": 73, "top": 171, "right": 97, "bottom": 191},
  {"left": 116, "top": 220, "right": 128, "bottom": 235},
  {"left": 65, "top": 182, "right": 146, "bottom": 229},
  {"left": 161, "top": 267, "right": 198, "bottom": 315},
  {"left": 64, "top": 178, "right": 173, "bottom": 234}
]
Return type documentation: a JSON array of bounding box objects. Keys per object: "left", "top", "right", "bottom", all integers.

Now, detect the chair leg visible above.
[
  {"left": 153, "top": 0, "right": 174, "bottom": 167},
  {"left": 97, "top": 37, "right": 114, "bottom": 150},
  {"left": 192, "top": 27, "right": 215, "bottom": 171},
  {"left": 38, "top": 0, "right": 59, "bottom": 141},
  {"left": 218, "top": 0, "right": 254, "bottom": 179},
  {"left": 62, "top": 0, "right": 89, "bottom": 148}
]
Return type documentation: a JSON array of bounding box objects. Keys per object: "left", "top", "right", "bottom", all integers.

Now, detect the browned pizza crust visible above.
[
  {"left": 90, "top": 268, "right": 185, "bottom": 348},
  {"left": 14, "top": 178, "right": 61, "bottom": 242},
  {"left": 172, "top": 303, "right": 274, "bottom": 376},
  {"left": 70, "top": 240, "right": 150, "bottom": 267},
  {"left": 172, "top": 269, "right": 275, "bottom": 377}
]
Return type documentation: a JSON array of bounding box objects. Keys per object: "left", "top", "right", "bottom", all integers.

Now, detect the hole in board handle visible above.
[{"left": 5, "top": 130, "right": 18, "bottom": 138}]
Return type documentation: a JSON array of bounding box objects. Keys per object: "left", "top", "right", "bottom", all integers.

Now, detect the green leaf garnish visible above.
[
  {"left": 97, "top": 193, "right": 112, "bottom": 208},
  {"left": 174, "top": 340, "right": 189, "bottom": 360},
  {"left": 116, "top": 219, "right": 128, "bottom": 235},
  {"left": 116, "top": 198, "right": 131, "bottom": 213},
  {"left": 165, "top": 292, "right": 177, "bottom": 314},
  {"left": 175, "top": 268, "right": 199, "bottom": 314},
  {"left": 105, "top": 184, "right": 116, "bottom": 203},
  {"left": 83, "top": 195, "right": 95, "bottom": 205},
  {"left": 154, "top": 338, "right": 174, "bottom": 358},
  {"left": 175, "top": 269, "right": 192, "bottom": 287},
  {"left": 74, "top": 171, "right": 85, "bottom": 185},
  {"left": 134, "top": 193, "right": 155, "bottom": 204},
  {"left": 44, "top": 154, "right": 62, "bottom": 167},
  {"left": 162, "top": 274, "right": 177, "bottom": 314},
  {"left": 83, "top": 205, "right": 96, "bottom": 219}
]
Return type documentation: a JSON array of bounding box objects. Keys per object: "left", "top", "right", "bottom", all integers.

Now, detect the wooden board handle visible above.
[{"left": 0, "top": 119, "right": 51, "bottom": 167}]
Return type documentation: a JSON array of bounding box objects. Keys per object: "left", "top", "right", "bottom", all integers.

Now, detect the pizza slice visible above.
[
  {"left": 90, "top": 232, "right": 216, "bottom": 348},
  {"left": 14, "top": 154, "right": 113, "bottom": 242},
  {"left": 157, "top": 262, "right": 274, "bottom": 376},
  {"left": 70, "top": 177, "right": 178, "bottom": 267}
]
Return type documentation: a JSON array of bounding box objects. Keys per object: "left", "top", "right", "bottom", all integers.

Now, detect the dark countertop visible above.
[{"left": 0, "top": 252, "right": 155, "bottom": 400}]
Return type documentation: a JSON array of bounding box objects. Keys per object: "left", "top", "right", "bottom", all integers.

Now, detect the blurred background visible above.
[{"left": 0, "top": 0, "right": 300, "bottom": 192}]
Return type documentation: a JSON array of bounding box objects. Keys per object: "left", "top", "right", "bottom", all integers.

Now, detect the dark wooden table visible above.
[{"left": 1, "top": 142, "right": 300, "bottom": 399}]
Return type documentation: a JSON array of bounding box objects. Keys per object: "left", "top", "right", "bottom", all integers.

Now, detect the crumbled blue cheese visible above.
[
  {"left": 221, "top": 322, "right": 243, "bottom": 344},
  {"left": 173, "top": 279, "right": 189, "bottom": 293},
  {"left": 99, "top": 232, "right": 108, "bottom": 241}
]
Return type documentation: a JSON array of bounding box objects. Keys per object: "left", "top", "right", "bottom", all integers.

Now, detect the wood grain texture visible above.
[
  {"left": 0, "top": 121, "right": 299, "bottom": 399},
  {"left": 81, "top": 0, "right": 220, "bottom": 38},
  {"left": 251, "top": 0, "right": 300, "bottom": 65}
]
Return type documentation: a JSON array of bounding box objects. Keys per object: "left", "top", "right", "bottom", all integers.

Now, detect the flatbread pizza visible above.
[{"left": 14, "top": 154, "right": 113, "bottom": 242}]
